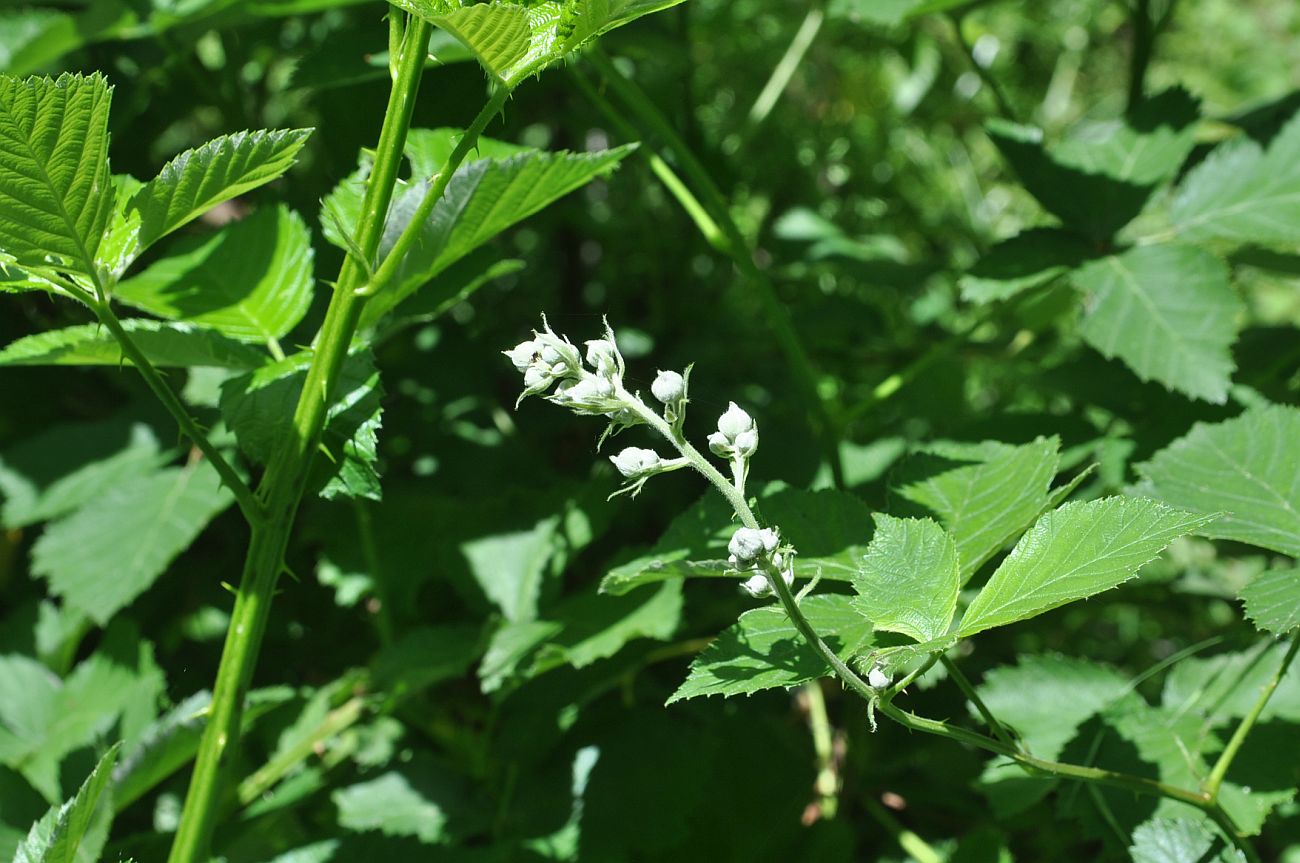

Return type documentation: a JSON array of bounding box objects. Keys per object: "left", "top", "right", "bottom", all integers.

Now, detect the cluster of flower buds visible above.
[
  {"left": 727, "top": 526, "right": 795, "bottom": 598},
  {"left": 708, "top": 402, "right": 759, "bottom": 460},
  {"left": 504, "top": 317, "right": 629, "bottom": 418}
]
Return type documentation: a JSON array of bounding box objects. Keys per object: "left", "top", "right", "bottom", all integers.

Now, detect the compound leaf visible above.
[
  {"left": 667, "top": 595, "right": 874, "bottom": 703},
  {"left": 0, "top": 73, "right": 114, "bottom": 280},
  {"left": 116, "top": 204, "right": 314, "bottom": 343},
  {"left": 1134, "top": 405, "right": 1300, "bottom": 556},
  {"left": 1073, "top": 244, "right": 1240, "bottom": 404},
  {"left": 957, "top": 497, "right": 1214, "bottom": 637},
  {"left": 852, "top": 514, "right": 958, "bottom": 643}
]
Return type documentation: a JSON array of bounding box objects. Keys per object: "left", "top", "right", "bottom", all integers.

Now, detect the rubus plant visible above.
[{"left": 2, "top": 0, "right": 1300, "bottom": 861}]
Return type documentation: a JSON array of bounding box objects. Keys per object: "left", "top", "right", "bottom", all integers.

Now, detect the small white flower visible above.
[
  {"left": 728, "top": 527, "right": 779, "bottom": 564},
  {"left": 610, "top": 446, "right": 662, "bottom": 478},
  {"left": 717, "top": 402, "right": 755, "bottom": 441},
  {"left": 505, "top": 340, "right": 539, "bottom": 371},
  {"left": 651, "top": 369, "right": 685, "bottom": 404},
  {"left": 868, "top": 667, "right": 891, "bottom": 690}
]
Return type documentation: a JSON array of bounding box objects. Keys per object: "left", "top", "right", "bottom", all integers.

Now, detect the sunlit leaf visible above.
[{"left": 852, "top": 514, "right": 958, "bottom": 643}]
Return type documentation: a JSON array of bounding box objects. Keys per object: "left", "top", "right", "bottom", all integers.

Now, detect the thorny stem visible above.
[
  {"left": 162, "top": 15, "right": 511, "bottom": 861},
  {"left": 617, "top": 382, "right": 1259, "bottom": 860},
  {"left": 1203, "top": 634, "right": 1300, "bottom": 801},
  {"left": 89, "top": 300, "right": 264, "bottom": 524},
  {"left": 940, "top": 655, "right": 1017, "bottom": 750},
  {"left": 586, "top": 49, "right": 844, "bottom": 488}
]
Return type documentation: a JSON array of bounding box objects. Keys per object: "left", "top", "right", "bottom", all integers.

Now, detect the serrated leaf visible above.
[
  {"left": 529, "top": 580, "right": 682, "bottom": 677},
  {"left": 1238, "top": 567, "right": 1300, "bottom": 636},
  {"left": 852, "top": 514, "right": 958, "bottom": 643},
  {"left": 13, "top": 744, "right": 117, "bottom": 863},
  {"left": 1051, "top": 87, "right": 1200, "bottom": 186},
  {"left": 32, "top": 462, "right": 234, "bottom": 624},
  {"left": 897, "top": 436, "right": 1060, "bottom": 581},
  {"left": 219, "top": 350, "right": 383, "bottom": 501},
  {"left": 0, "top": 319, "right": 269, "bottom": 369},
  {"left": 1129, "top": 818, "right": 1246, "bottom": 863},
  {"left": 1162, "top": 641, "right": 1300, "bottom": 726},
  {"left": 1134, "top": 405, "right": 1300, "bottom": 556},
  {"left": 960, "top": 228, "right": 1093, "bottom": 304},
  {"left": 957, "top": 497, "right": 1215, "bottom": 636},
  {"left": 1073, "top": 244, "right": 1240, "bottom": 403},
  {"left": 128, "top": 128, "right": 312, "bottom": 256},
  {"left": 0, "top": 417, "right": 163, "bottom": 529},
  {"left": 332, "top": 761, "right": 466, "bottom": 844},
  {"left": 667, "top": 595, "right": 874, "bottom": 703},
  {"left": 391, "top": 0, "right": 686, "bottom": 88},
  {"left": 115, "top": 204, "right": 315, "bottom": 343},
  {"left": 1171, "top": 109, "right": 1300, "bottom": 248},
  {"left": 321, "top": 131, "right": 631, "bottom": 328}
]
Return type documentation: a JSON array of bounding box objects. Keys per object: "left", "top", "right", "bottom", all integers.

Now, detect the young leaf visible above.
[
  {"left": 667, "top": 595, "right": 874, "bottom": 703},
  {"left": 115, "top": 205, "right": 315, "bottom": 343},
  {"left": 13, "top": 743, "right": 118, "bottom": 863},
  {"left": 1238, "top": 568, "right": 1300, "bottom": 637},
  {"left": 129, "top": 128, "right": 312, "bottom": 254},
  {"left": 1072, "top": 244, "right": 1240, "bottom": 404},
  {"left": 897, "top": 436, "right": 1060, "bottom": 581},
  {"left": 0, "top": 73, "right": 114, "bottom": 280},
  {"left": 852, "top": 515, "right": 958, "bottom": 643},
  {"left": 219, "top": 350, "right": 383, "bottom": 500},
  {"left": 0, "top": 319, "right": 269, "bottom": 369},
  {"left": 1171, "top": 109, "right": 1300, "bottom": 248},
  {"left": 321, "top": 133, "right": 632, "bottom": 327},
  {"left": 957, "top": 497, "right": 1215, "bottom": 637},
  {"left": 391, "top": 0, "right": 687, "bottom": 88},
  {"left": 32, "top": 462, "right": 234, "bottom": 624},
  {"left": 1134, "top": 405, "right": 1300, "bottom": 556}
]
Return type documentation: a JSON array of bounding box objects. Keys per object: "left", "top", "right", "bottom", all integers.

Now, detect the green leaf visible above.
[
  {"left": 1051, "top": 87, "right": 1200, "bottom": 186},
  {"left": 0, "top": 319, "right": 269, "bottom": 369},
  {"left": 852, "top": 515, "right": 958, "bottom": 643},
  {"left": 897, "top": 436, "right": 1060, "bottom": 581},
  {"left": 320, "top": 131, "right": 632, "bottom": 327},
  {"left": 332, "top": 762, "right": 465, "bottom": 844},
  {"left": 128, "top": 128, "right": 312, "bottom": 257},
  {"left": 0, "top": 73, "right": 114, "bottom": 280},
  {"left": 1129, "top": 818, "right": 1246, "bottom": 863},
  {"left": 370, "top": 626, "right": 483, "bottom": 699},
  {"left": 528, "top": 580, "right": 683, "bottom": 677},
  {"left": 957, "top": 497, "right": 1215, "bottom": 637},
  {"left": 32, "top": 461, "right": 234, "bottom": 624},
  {"left": 1072, "top": 244, "right": 1240, "bottom": 404},
  {"left": 667, "top": 595, "right": 874, "bottom": 703},
  {"left": 960, "top": 228, "right": 1093, "bottom": 304},
  {"left": 219, "top": 351, "right": 383, "bottom": 500},
  {"left": 1134, "top": 405, "right": 1300, "bottom": 556},
  {"left": 1162, "top": 641, "right": 1300, "bottom": 726},
  {"left": 111, "top": 691, "right": 209, "bottom": 812},
  {"left": 115, "top": 205, "right": 315, "bottom": 343},
  {"left": 0, "top": 416, "right": 164, "bottom": 529},
  {"left": 461, "top": 514, "right": 561, "bottom": 623},
  {"left": 13, "top": 744, "right": 118, "bottom": 863},
  {"left": 1171, "top": 109, "right": 1300, "bottom": 248},
  {"left": 391, "top": 0, "right": 687, "bottom": 88},
  {"left": 1238, "top": 567, "right": 1300, "bottom": 636}
]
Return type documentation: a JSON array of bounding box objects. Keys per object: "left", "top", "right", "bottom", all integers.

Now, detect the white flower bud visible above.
[
  {"left": 505, "top": 340, "right": 539, "bottom": 371},
  {"left": 585, "top": 339, "right": 619, "bottom": 375},
  {"left": 733, "top": 428, "right": 759, "bottom": 457},
  {"left": 523, "top": 366, "right": 548, "bottom": 388},
  {"left": 707, "top": 431, "right": 730, "bottom": 457},
  {"left": 740, "top": 572, "right": 770, "bottom": 597},
  {"left": 868, "top": 667, "right": 891, "bottom": 690},
  {"left": 717, "top": 402, "right": 755, "bottom": 441},
  {"left": 728, "top": 527, "right": 779, "bottom": 564},
  {"left": 610, "top": 446, "right": 662, "bottom": 478},
  {"left": 651, "top": 370, "right": 686, "bottom": 404}
]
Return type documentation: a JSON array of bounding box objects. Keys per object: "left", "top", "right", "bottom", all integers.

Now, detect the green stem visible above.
[
  {"left": 940, "top": 655, "right": 1016, "bottom": 750},
  {"left": 1203, "top": 634, "right": 1300, "bottom": 800},
  {"left": 802, "top": 681, "right": 839, "bottom": 819},
  {"left": 948, "top": 12, "right": 1018, "bottom": 122},
  {"left": 586, "top": 49, "right": 843, "bottom": 487},
  {"left": 237, "top": 696, "right": 367, "bottom": 806},
  {"left": 165, "top": 19, "right": 437, "bottom": 862},
  {"left": 862, "top": 798, "right": 943, "bottom": 863},
  {"left": 91, "top": 300, "right": 263, "bottom": 525},
  {"left": 747, "top": 3, "right": 825, "bottom": 127}
]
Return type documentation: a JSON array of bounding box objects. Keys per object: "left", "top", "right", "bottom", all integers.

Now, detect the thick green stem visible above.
[
  {"left": 91, "top": 301, "right": 263, "bottom": 524},
  {"left": 586, "top": 49, "right": 843, "bottom": 487},
  {"left": 941, "top": 655, "right": 1016, "bottom": 750},
  {"left": 1203, "top": 634, "right": 1300, "bottom": 800},
  {"left": 165, "top": 19, "right": 437, "bottom": 862}
]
